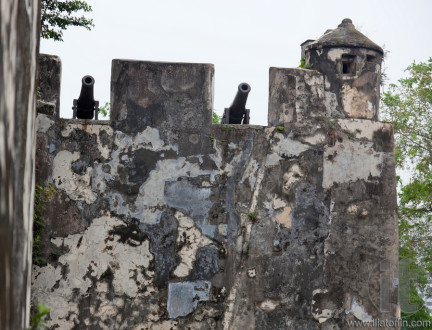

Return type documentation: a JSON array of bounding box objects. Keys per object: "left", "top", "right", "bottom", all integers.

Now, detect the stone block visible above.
[
  {"left": 111, "top": 60, "right": 214, "bottom": 133},
  {"left": 38, "top": 54, "right": 62, "bottom": 117},
  {"left": 268, "top": 67, "right": 325, "bottom": 126}
]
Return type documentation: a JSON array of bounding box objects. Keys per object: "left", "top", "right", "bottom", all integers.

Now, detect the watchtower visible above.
[{"left": 304, "top": 18, "right": 383, "bottom": 120}]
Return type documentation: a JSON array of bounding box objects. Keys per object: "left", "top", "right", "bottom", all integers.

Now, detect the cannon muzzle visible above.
[
  {"left": 221, "top": 83, "right": 251, "bottom": 124},
  {"left": 73, "top": 75, "right": 99, "bottom": 119}
]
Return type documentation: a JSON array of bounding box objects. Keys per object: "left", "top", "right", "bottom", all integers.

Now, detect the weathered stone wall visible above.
[
  {"left": 0, "top": 0, "right": 39, "bottom": 329},
  {"left": 32, "top": 58, "right": 398, "bottom": 329},
  {"left": 268, "top": 68, "right": 325, "bottom": 126},
  {"left": 38, "top": 54, "right": 62, "bottom": 118}
]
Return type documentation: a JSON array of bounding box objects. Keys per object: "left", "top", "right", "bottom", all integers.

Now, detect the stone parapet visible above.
[
  {"left": 32, "top": 104, "right": 398, "bottom": 329},
  {"left": 32, "top": 20, "right": 398, "bottom": 329}
]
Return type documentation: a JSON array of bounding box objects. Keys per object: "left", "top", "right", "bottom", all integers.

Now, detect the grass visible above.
[{"left": 247, "top": 210, "right": 258, "bottom": 221}]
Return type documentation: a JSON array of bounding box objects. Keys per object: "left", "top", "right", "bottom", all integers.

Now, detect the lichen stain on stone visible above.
[
  {"left": 161, "top": 66, "right": 198, "bottom": 93},
  {"left": 188, "top": 134, "right": 200, "bottom": 144}
]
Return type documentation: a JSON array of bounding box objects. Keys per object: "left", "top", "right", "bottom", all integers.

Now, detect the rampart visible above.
[{"left": 32, "top": 19, "right": 399, "bottom": 330}]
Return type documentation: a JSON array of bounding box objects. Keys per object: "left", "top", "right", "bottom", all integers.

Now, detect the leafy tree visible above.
[
  {"left": 41, "top": 0, "right": 94, "bottom": 41},
  {"left": 382, "top": 58, "right": 432, "bottom": 325},
  {"left": 98, "top": 102, "right": 110, "bottom": 119},
  {"left": 212, "top": 111, "right": 221, "bottom": 124}
]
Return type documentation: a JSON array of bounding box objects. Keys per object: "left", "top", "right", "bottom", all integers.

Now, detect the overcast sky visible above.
[{"left": 40, "top": 0, "right": 432, "bottom": 125}]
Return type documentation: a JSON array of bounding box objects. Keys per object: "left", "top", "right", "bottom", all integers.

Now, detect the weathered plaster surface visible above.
[
  {"left": 53, "top": 150, "right": 98, "bottom": 203},
  {"left": 36, "top": 114, "right": 55, "bottom": 133},
  {"left": 341, "top": 85, "right": 374, "bottom": 119},
  {"left": 327, "top": 48, "right": 347, "bottom": 62},
  {"left": 61, "top": 123, "right": 114, "bottom": 159},
  {"left": 32, "top": 216, "right": 157, "bottom": 329},
  {"left": 167, "top": 281, "right": 211, "bottom": 318},
  {"left": 266, "top": 133, "right": 309, "bottom": 166},
  {"left": 349, "top": 297, "right": 373, "bottom": 323},
  {"left": 323, "top": 137, "right": 383, "bottom": 189},
  {"left": 338, "top": 118, "right": 393, "bottom": 140},
  {"left": 33, "top": 57, "right": 398, "bottom": 329},
  {"left": 172, "top": 211, "right": 213, "bottom": 277}
]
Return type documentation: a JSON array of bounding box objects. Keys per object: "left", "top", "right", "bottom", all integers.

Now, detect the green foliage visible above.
[
  {"left": 212, "top": 112, "right": 221, "bottom": 124},
  {"left": 28, "top": 302, "right": 50, "bottom": 330},
  {"left": 299, "top": 57, "right": 311, "bottom": 69},
  {"left": 276, "top": 126, "right": 284, "bottom": 131},
  {"left": 382, "top": 58, "right": 432, "bottom": 321},
  {"left": 41, "top": 0, "right": 94, "bottom": 41},
  {"left": 382, "top": 58, "right": 432, "bottom": 221},
  {"left": 247, "top": 210, "right": 258, "bottom": 221},
  {"left": 399, "top": 254, "right": 432, "bottom": 327},
  {"left": 401, "top": 283, "right": 432, "bottom": 329},
  {"left": 33, "top": 185, "right": 56, "bottom": 265},
  {"left": 99, "top": 101, "right": 110, "bottom": 119}
]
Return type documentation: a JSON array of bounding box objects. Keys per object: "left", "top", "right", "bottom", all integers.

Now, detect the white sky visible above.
[{"left": 40, "top": 0, "right": 432, "bottom": 125}]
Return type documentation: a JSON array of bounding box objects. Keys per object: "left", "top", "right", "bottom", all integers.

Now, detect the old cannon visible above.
[
  {"left": 73, "top": 75, "right": 99, "bottom": 119},
  {"left": 221, "top": 83, "right": 251, "bottom": 124}
]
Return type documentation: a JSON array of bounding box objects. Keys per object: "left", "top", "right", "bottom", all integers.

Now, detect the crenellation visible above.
[{"left": 32, "top": 18, "right": 399, "bottom": 330}]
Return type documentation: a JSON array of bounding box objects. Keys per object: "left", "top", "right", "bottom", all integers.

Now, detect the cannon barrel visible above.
[
  {"left": 75, "top": 75, "right": 96, "bottom": 119},
  {"left": 221, "top": 83, "right": 251, "bottom": 124}
]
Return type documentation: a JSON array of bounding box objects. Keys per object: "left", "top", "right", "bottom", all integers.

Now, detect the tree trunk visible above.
[{"left": 0, "top": 0, "right": 40, "bottom": 329}]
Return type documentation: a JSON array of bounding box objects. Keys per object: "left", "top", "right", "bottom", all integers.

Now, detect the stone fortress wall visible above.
[{"left": 32, "top": 19, "right": 399, "bottom": 329}]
